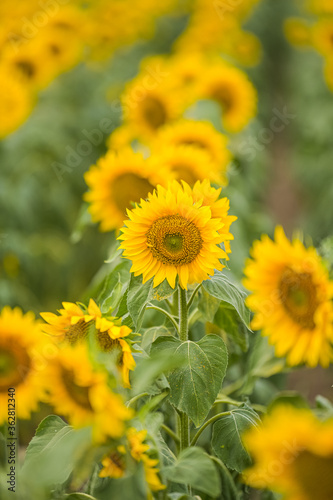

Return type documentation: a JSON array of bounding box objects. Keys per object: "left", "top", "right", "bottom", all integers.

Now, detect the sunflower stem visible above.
[
  {"left": 178, "top": 286, "right": 190, "bottom": 451},
  {"left": 187, "top": 283, "right": 202, "bottom": 311},
  {"left": 146, "top": 305, "right": 180, "bottom": 334},
  {"left": 190, "top": 411, "right": 231, "bottom": 446}
]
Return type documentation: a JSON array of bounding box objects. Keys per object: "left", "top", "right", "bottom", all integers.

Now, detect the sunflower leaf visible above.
[
  {"left": 211, "top": 404, "right": 260, "bottom": 473},
  {"left": 151, "top": 335, "right": 228, "bottom": 427},
  {"left": 203, "top": 271, "right": 251, "bottom": 329},
  {"left": 164, "top": 447, "right": 221, "bottom": 497},
  {"left": 127, "top": 274, "right": 153, "bottom": 330}
]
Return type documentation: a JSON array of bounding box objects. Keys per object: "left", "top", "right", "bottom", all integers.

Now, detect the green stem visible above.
[
  {"left": 161, "top": 424, "right": 180, "bottom": 444},
  {"left": 126, "top": 392, "right": 148, "bottom": 407},
  {"left": 146, "top": 305, "right": 180, "bottom": 334},
  {"left": 190, "top": 411, "right": 231, "bottom": 446},
  {"left": 178, "top": 286, "right": 190, "bottom": 450},
  {"left": 187, "top": 283, "right": 201, "bottom": 311}
]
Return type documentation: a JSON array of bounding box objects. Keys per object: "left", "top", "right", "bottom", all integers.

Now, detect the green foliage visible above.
[
  {"left": 211, "top": 405, "right": 260, "bottom": 473},
  {"left": 164, "top": 447, "right": 221, "bottom": 497},
  {"left": 202, "top": 272, "right": 251, "bottom": 329},
  {"left": 151, "top": 335, "right": 228, "bottom": 427}
]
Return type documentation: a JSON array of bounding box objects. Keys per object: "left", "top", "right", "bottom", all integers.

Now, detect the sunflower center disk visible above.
[
  {"left": 210, "top": 85, "right": 234, "bottom": 113},
  {"left": 66, "top": 319, "right": 91, "bottom": 344},
  {"left": 278, "top": 267, "right": 318, "bottom": 329},
  {"left": 147, "top": 214, "right": 203, "bottom": 265},
  {"left": 293, "top": 451, "right": 333, "bottom": 499},
  {"left": 142, "top": 96, "right": 167, "bottom": 129},
  {"left": 111, "top": 173, "right": 154, "bottom": 216},
  {"left": 61, "top": 367, "right": 93, "bottom": 410},
  {"left": 0, "top": 343, "right": 31, "bottom": 391}
]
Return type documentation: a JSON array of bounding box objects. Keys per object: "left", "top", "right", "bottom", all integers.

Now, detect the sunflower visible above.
[
  {"left": 243, "top": 405, "right": 333, "bottom": 500},
  {"left": 84, "top": 148, "right": 168, "bottom": 231},
  {"left": 42, "top": 343, "right": 132, "bottom": 439},
  {"left": 121, "top": 72, "right": 183, "bottom": 137},
  {"left": 152, "top": 119, "right": 232, "bottom": 177},
  {"left": 0, "top": 71, "right": 34, "bottom": 138},
  {"left": 199, "top": 64, "right": 257, "bottom": 133},
  {"left": 95, "top": 321, "right": 136, "bottom": 388},
  {"left": 154, "top": 145, "right": 225, "bottom": 186},
  {"left": 40, "top": 299, "right": 98, "bottom": 344},
  {"left": 119, "top": 180, "right": 234, "bottom": 289},
  {"left": 243, "top": 226, "right": 333, "bottom": 367},
  {"left": 312, "top": 19, "right": 333, "bottom": 57},
  {"left": 100, "top": 427, "right": 165, "bottom": 491},
  {"left": 284, "top": 18, "right": 311, "bottom": 48},
  {"left": 307, "top": 0, "right": 333, "bottom": 15},
  {"left": 0, "top": 306, "right": 46, "bottom": 424},
  {"left": 189, "top": 179, "right": 237, "bottom": 258}
]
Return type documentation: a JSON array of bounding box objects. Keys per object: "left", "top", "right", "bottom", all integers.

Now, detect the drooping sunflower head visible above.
[
  {"left": 84, "top": 148, "right": 168, "bottom": 231},
  {"left": 243, "top": 405, "right": 333, "bottom": 500},
  {"left": 119, "top": 180, "right": 236, "bottom": 289},
  {"left": 0, "top": 306, "right": 47, "bottom": 423},
  {"left": 200, "top": 64, "right": 257, "bottom": 133},
  {"left": 152, "top": 119, "right": 232, "bottom": 178},
  {"left": 243, "top": 226, "right": 333, "bottom": 367}
]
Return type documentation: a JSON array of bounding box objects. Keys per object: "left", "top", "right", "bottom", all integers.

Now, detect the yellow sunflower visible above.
[
  {"left": 189, "top": 179, "right": 237, "bottom": 258},
  {"left": 243, "top": 226, "right": 333, "bottom": 367},
  {"left": 119, "top": 180, "right": 234, "bottom": 289},
  {"left": 40, "top": 299, "right": 98, "bottom": 344},
  {"left": 42, "top": 343, "right": 132, "bottom": 440},
  {"left": 100, "top": 427, "right": 165, "bottom": 492},
  {"left": 307, "top": 0, "right": 333, "bottom": 15},
  {"left": 0, "top": 71, "right": 34, "bottom": 138},
  {"left": 84, "top": 148, "right": 168, "bottom": 231},
  {"left": 152, "top": 119, "right": 232, "bottom": 178},
  {"left": 121, "top": 72, "right": 183, "bottom": 137},
  {"left": 312, "top": 19, "right": 333, "bottom": 57},
  {"left": 0, "top": 306, "right": 46, "bottom": 424},
  {"left": 199, "top": 64, "right": 257, "bottom": 133},
  {"left": 243, "top": 405, "right": 333, "bottom": 500},
  {"left": 154, "top": 145, "right": 225, "bottom": 186},
  {"left": 284, "top": 18, "right": 311, "bottom": 48}
]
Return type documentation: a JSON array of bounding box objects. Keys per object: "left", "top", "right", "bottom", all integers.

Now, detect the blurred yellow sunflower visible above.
[
  {"left": 312, "top": 19, "right": 333, "bottom": 57},
  {"left": 243, "top": 226, "right": 333, "bottom": 367},
  {"left": 42, "top": 343, "right": 132, "bottom": 439},
  {"left": 121, "top": 74, "right": 183, "bottom": 137},
  {"left": 0, "top": 306, "right": 46, "bottom": 424},
  {"left": 307, "top": 0, "right": 333, "bottom": 14},
  {"left": 0, "top": 72, "right": 34, "bottom": 138},
  {"left": 243, "top": 405, "right": 333, "bottom": 499},
  {"left": 100, "top": 427, "right": 165, "bottom": 491},
  {"left": 40, "top": 299, "right": 99, "bottom": 344},
  {"left": 284, "top": 18, "right": 311, "bottom": 48},
  {"left": 200, "top": 64, "right": 257, "bottom": 133},
  {"left": 152, "top": 119, "right": 231, "bottom": 176},
  {"left": 119, "top": 180, "right": 234, "bottom": 289},
  {"left": 84, "top": 148, "right": 167, "bottom": 231},
  {"left": 155, "top": 145, "right": 224, "bottom": 185}
]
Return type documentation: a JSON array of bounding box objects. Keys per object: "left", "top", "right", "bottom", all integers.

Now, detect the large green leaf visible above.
[
  {"left": 203, "top": 271, "right": 251, "bottom": 329},
  {"left": 21, "top": 415, "right": 91, "bottom": 487},
  {"left": 127, "top": 274, "right": 153, "bottom": 330},
  {"left": 198, "top": 288, "right": 221, "bottom": 322},
  {"left": 141, "top": 326, "right": 172, "bottom": 353},
  {"left": 214, "top": 305, "right": 249, "bottom": 352},
  {"left": 151, "top": 335, "right": 228, "bottom": 427},
  {"left": 211, "top": 404, "right": 260, "bottom": 473},
  {"left": 152, "top": 279, "right": 177, "bottom": 301},
  {"left": 164, "top": 447, "right": 220, "bottom": 497}
]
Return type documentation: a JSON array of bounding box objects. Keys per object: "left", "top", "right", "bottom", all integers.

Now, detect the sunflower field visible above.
[{"left": 1, "top": 0, "right": 333, "bottom": 499}]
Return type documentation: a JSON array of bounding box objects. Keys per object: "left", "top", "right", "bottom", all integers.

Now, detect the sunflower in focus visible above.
[
  {"left": 42, "top": 343, "right": 132, "bottom": 440},
  {"left": 243, "top": 405, "right": 333, "bottom": 500},
  {"left": 119, "top": 180, "right": 235, "bottom": 289},
  {"left": 0, "top": 72, "right": 34, "bottom": 138},
  {"left": 0, "top": 307, "right": 46, "bottom": 424},
  {"left": 152, "top": 119, "right": 232, "bottom": 174},
  {"left": 200, "top": 65, "right": 257, "bottom": 133},
  {"left": 100, "top": 427, "right": 165, "bottom": 491},
  {"left": 243, "top": 226, "right": 333, "bottom": 367},
  {"left": 40, "top": 299, "right": 98, "bottom": 344},
  {"left": 84, "top": 148, "right": 167, "bottom": 231}
]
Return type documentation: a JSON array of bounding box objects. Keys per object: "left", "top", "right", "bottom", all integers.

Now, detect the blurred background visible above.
[{"left": 1, "top": 0, "right": 333, "bottom": 404}]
